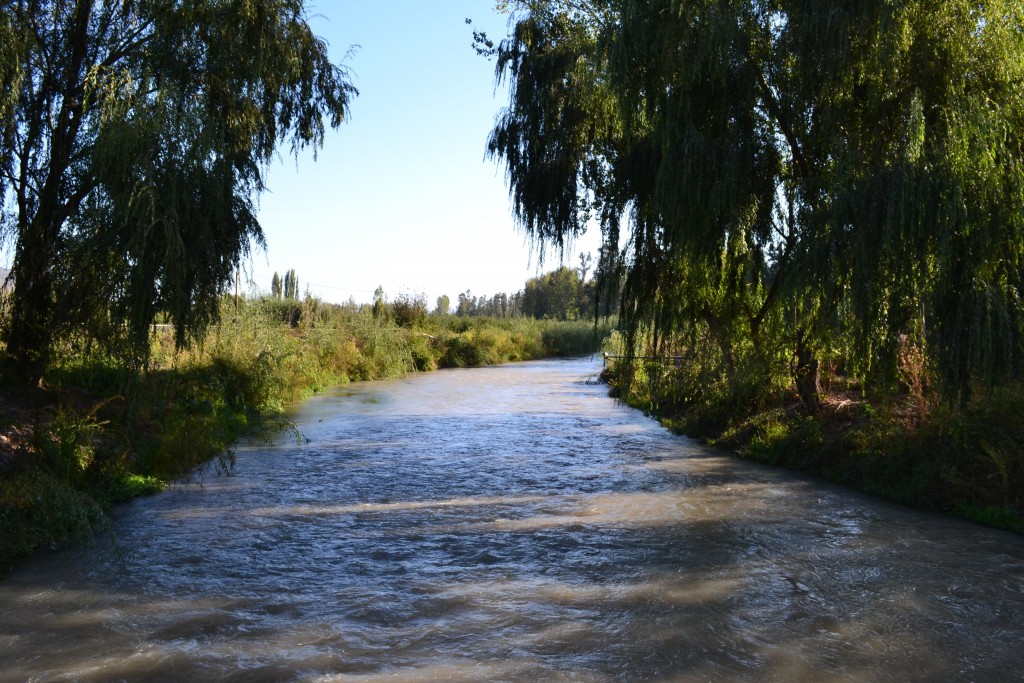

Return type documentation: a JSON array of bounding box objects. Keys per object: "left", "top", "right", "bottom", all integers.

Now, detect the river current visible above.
[{"left": 2, "top": 357, "right": 1023, "bottom": 681}]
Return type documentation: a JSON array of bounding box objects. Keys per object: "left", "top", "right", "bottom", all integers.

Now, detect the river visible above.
[{"left": 1, "top": 357, "right": 1023, "bottom": 682}]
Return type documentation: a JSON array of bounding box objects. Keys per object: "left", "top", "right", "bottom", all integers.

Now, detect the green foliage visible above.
[
  {"left": 0, "top": 1, "right": 356, "bottom": 382},
  {"left": 456, "top": 290, "right": 475, "bottom": 317},
  {"left": 35, "top": 404, "right": 106, "bottom": 487},
  {"left": 443, "top": 261, "right": 613, "bottom": 322},
  {"left": 99, "top": 473, "right": 166, "bottom": 505},
  {"left": 488, "top": 5, "right": 615, "bottom": 259},
  {"left": 435, "top": 294, "right": 451, "bottom": 316},
  {"left": 283, "top": 270, "right": 300, "bottom": 300},
  {"left": 954, "top": 504, "right": 1023, "bottom": 533},
  {"left": 684, "top": 379, "right": 1024, "bottom": 532},
  {"left": 522, "top": 266, "right": 581, "bottom": 320},
  {"left": 393, "top": 293, "right": 429, "bottom": 328},
  {"left": 372, "top": 285, "right": 388, "bottom": 321},
  {"left": 0, "top": 469, "right": 104, "bottom": 572},
  {"left": 438, "top": 316, "right": 604, "bottom": 366},
  {"left": 261, "top": 297, "right": 304, "bottom": 328},
  {"left": 489, "top": 0, "right": 1024, "bottom": 410},
  {"left": 540, "top": 319, "right": 605, "bottom": 355}
]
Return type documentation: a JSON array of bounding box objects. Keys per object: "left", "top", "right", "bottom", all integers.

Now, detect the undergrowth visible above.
[{"left": 605, "top": 350, "right": 1024, "bottom": 533}]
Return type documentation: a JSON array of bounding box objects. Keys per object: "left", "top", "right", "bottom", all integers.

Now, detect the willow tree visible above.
[
  {"left": 490, "top": 0, "right": 1024, "bottom": 409},
  {"left": 817, "top": 2, "right": 1024, "bottom": 399},
  {"left": 0, "top": 1, "right": 355, "bottom": 384},
  {"left": 489, "top": 1, "right": 799, "bottom": 407}
]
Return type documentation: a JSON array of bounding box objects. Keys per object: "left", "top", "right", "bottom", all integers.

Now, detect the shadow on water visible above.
[{"left": 2, "top": 358, "right": 1024, "bottom": 682}]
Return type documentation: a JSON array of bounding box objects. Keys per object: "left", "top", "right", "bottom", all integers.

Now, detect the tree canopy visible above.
[
  {"left": 0, "top": 0, "right": 355, "bottom": 382},
  {"left": 488, "top": 0, "right": 1024, "bottom": 407}
]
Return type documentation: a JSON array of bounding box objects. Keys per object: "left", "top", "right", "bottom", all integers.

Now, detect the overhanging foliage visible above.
[
  {"left": 0, "top": 0, "right": 356, "bottom": 381},
  {"left": 489, "top": 0, "right": 1024, "bottom": 406}
]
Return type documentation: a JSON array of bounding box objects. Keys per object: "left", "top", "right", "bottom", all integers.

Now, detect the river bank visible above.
[
  {"left": 0, "top": 298, "right": 610, "bottom": 573},
  {"left": 604, "top": 361, "right": 1024, "bottom": 534}
]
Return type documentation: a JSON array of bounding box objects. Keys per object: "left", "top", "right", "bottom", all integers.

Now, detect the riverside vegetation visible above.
[
  {"left": 0, "top": 294, "right": 610, "bottom": 572},
  {"left": 601, "top": 330, "right": 1024, "bottom": 533},
  {"left": 486, "top": 2, "right": 1024, "bottom": 533}
]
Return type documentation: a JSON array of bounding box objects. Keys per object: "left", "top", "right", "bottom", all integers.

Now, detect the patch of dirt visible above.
[{"left": 0, "top": 389, "right": 41, "bottom": 476}]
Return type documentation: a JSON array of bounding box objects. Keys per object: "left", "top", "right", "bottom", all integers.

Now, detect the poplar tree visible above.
[
  {"left": 0, "top": 1, "right": 355, "bottom": 384},
  {"left": 372, "top": 285, "right": 386, "bottom": 319},
  {"left": 435, "top": 294, "right": 450, "bottom": 316},
  {"left": 283, "top": 269, "right": 298, "bottom": 299}
]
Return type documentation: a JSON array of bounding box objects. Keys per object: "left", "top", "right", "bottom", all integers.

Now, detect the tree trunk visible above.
[
  {"left": 4, "top": 0, "right": 93, "bottom": 387},
  {"left": 5, "top": 222, "right": 56, "bottom": 387},
  {"left": 792, "top": 331, "right": 822, "bottom": 415}
]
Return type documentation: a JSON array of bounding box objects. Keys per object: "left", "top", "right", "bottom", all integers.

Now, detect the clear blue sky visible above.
[{"left": 251, "top": 1, "right": 600, "bottom": 306}]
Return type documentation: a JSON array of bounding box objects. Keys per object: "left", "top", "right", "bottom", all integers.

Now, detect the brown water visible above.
[{"left": 2, "top": 357, "right": 1023, "bottom": 682}]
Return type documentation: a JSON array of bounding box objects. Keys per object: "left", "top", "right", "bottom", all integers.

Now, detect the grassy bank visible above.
[
  {"left": 0, "top": 297, "right": 610, "bottom": 572},
  {"left": 603, "top": 340, "right": 1024, "bottom": 533}
]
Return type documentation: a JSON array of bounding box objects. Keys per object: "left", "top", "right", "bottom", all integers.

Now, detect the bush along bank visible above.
[
  {"left": 601, "top": 333, "right": 1024, "bottom": 534},
  {"left": 0, "top": 296, "right": 612, "bottom": 573}
]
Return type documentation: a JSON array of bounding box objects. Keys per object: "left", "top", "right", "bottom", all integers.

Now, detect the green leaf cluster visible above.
[
  {"left": 0, "top": 0, "right": 355, "bottom": 381},
  {"left": 490, "top": 0, "right": 1024, "bottom": 406}
]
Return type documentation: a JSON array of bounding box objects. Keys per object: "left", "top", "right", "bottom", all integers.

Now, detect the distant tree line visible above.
[
  {"left": 434, "top": 252, "right": 620, "bottom": 321},
  {"left": 313, "top": 253, "right": 619, "bottom": 329}
]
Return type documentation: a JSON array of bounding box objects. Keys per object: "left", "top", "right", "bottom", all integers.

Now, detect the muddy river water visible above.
[{"left": 2, "top": 357, "right": 1023, "bottom": 681}]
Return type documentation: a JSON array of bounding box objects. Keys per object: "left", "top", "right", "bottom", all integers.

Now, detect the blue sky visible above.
[{"left": 252, "top": 1, "right": 601, "bottom": 306}]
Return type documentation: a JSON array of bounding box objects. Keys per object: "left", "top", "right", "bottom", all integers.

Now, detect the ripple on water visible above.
[{"left": 2, "top": 358, "right": 1024, "bottom": 682}]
